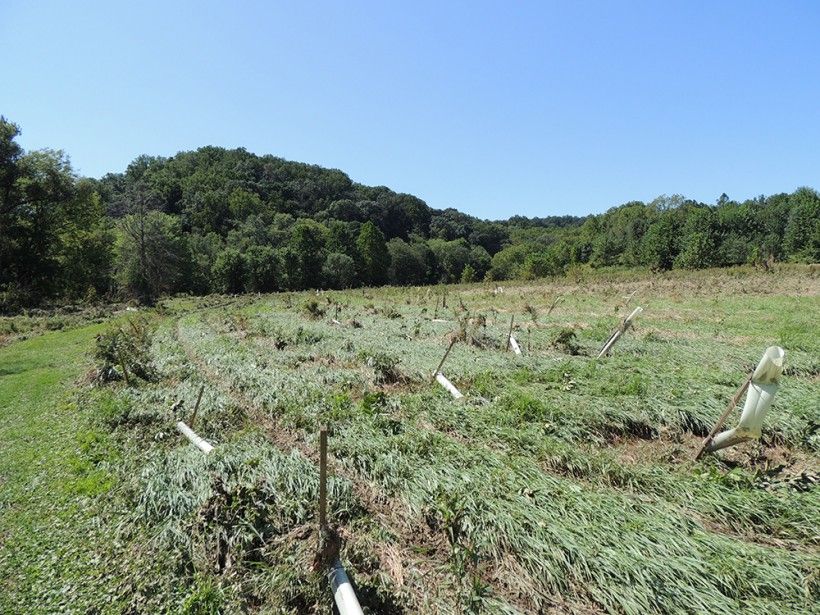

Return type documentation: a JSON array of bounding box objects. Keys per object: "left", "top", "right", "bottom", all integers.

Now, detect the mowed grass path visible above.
[{"left": 0, "top": 324, "right": 115, "bottom": 613}]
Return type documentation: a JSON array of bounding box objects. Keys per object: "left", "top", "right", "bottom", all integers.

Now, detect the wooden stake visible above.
[
  {"left": 319, "top": 426, "right": 328, "bottom": 531},
  {"left": 622, "top": 290, "right": 638, "bottom": 310},
  {"left": 506, "top": 314, "right": 515, "bottom": 351},
  {"left": 189, "top": 384, "right": 205, "bottom": 427},
  {"left": 432, "top": 338, "right": 457, "bottom": 381},
  {"left": 547, "top": 295, "right": 564, "bottom": 316},
  {"left": 694, "top": 374, "right": 753, "bottom": 460}
]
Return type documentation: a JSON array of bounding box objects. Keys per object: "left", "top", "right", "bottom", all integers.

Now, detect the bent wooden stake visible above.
[{"left": 176, "top": 421, "right": 214, "bottom": 454}]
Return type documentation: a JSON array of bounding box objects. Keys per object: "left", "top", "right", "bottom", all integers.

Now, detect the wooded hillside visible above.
[{"left": 1, "top": 116, "right": 818, "bottom": 311}]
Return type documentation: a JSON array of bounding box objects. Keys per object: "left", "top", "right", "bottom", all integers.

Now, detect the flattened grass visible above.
[
  {"left": 150, "top": 271, "right": 817, "bottom": 612},
  {"left": 4, "top": 267, "right": 817, "bottom": 613}
]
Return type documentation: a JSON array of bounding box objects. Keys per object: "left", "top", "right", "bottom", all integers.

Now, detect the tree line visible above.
[{"left": 1, "top": 116, "right": 818, "bottom": 310}]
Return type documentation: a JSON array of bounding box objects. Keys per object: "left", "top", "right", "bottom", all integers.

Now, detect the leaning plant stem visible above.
[{"left": 117, "top": 348, "right": 131, "bottom": 386}]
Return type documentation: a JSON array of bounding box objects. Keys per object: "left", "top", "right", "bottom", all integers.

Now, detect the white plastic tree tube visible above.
[
  {"left": 328, "top": 557, "right": 364, "bottom": 615},
  {"left": 435, "top": 372, "right": 464, "bottom": 399},
  {"left": 706, "top": 346, "right": 785, "bottom": 453},
  {"left": 509, "top": 335, "right": 522, "bottom": 355},
  {"left": 597, "top": 306, "right": 643, "bottom": 358},
  {"left": 176, "top": 421, "right": 214, "bottom": 454}
]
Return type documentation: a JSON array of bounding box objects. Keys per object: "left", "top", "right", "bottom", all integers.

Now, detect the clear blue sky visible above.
[{"left": 2, "top": 1, "right": 818, "bottom": 218}]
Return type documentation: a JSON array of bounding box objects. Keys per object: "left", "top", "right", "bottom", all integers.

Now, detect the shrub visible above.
[
  {"left": 551, "top": 328, "right": 580, "bottom": 355},
  {"left": 358, "top": 350, "right": 405, "bottom": 384},
  {"left": 302, "top": 300, "right": 325, "bottom": 320},
  {"left": 94, "top": 318, "right": 156, "bottom": 383}
]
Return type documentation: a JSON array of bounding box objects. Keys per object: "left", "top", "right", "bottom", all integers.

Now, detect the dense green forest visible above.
[{"left": 1, "top": 116, "right": 818, "bottom": 311}]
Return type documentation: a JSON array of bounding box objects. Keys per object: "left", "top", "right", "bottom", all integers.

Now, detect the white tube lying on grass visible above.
[
  {"left": 328, "top": 557, "right": 364, "bottom": 615},
  {"left": 176, "top": 421, "right": 214, "bottom": 454},
  {"left": 509, "top": 335, "right": 522, "bottom": 355},
  {"left": 435, "top": 372, "right": 463, "bottom": 399},
  {"left": 597, "top": 306, "right": 643, "bottom": 358},
  {"left": 706, "top": 346, "right": 785, "bottom": 453}
]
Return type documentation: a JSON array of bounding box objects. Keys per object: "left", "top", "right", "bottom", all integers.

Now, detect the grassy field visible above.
[{"left": 1, "top": 266, "right": 818, "bottom": 614}]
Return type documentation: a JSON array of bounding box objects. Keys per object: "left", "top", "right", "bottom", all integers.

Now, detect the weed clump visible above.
[
  {"left": 94, "top": 319, "right": 156, "bottom": 383},
  {"left": 266, "top": 325, "right": 323, "bottom": 349},
  {"left": 302, "top": 300, "right": 325, "bottom": 320},
  {"left": 358, "top": 350, "right": 406, "bottom": 384},
  {"left": 524, "top": 302, "right": 539, "bottom": 323},
  {"left": 552, "top": 327, "right": 581, "bottom": 355},
  {"left": 381, "top": 305, "right": 401, "bottom": 319}
]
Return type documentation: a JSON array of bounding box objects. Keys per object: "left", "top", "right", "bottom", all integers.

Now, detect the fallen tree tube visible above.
[
  {"left": 176, "top": 421, "right": 214, "bottom": 454},
  {"left": 597, "top": 306, "right": 643, "bottom": 358},
  {"left": 435, "top": 372, "right": 464, "bottom": 399},
  {"left": 328, "top": 557, "right": 364, "bottom": 615},
  {"left": 509, "top": 335, "right": 522, "bottom": 355},
  {"left": 706, "top": 346, "right": 785, "bottom": 453}
]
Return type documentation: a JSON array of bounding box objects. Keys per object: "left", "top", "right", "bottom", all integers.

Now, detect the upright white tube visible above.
[
  {"left": 176, "top": 421, "right": 214, "bottom": 454},
  {"left": 509, "top": 335, "right": 522, "bottom": 355},
  {"left": 328, "top": 558, "right": 364, "bottom": 615},
  {"left": 706, "top": 346, "right": 785, "bottom": 453},
  {"left": 435, "top": 372, "right": 464, "bottom": 399}
]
